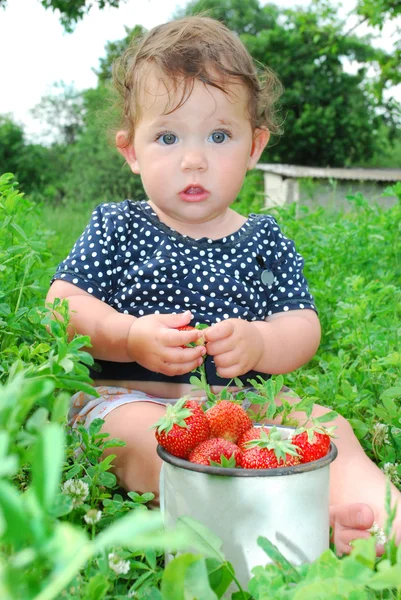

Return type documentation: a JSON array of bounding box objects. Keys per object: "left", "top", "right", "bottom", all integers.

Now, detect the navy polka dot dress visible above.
[{"left": 51, "top": 200, "right": 317, "bottom": 385}]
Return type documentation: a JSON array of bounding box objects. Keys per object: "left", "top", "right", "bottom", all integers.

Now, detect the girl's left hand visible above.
[{"left": 204, "top": 319, "right": 264, "bottom": 378}]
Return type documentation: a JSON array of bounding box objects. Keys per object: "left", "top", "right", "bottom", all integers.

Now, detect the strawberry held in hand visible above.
[
  {"left": 189, "top": 438, "right": 241, "bottom": 467},
  {"left": 205, "top": 400, "right": 252, "bottom": 443},
  {"left": 240, "top": 427, "right": 301, "bottom": 469},
  {"left": 152, "top": 397, "right": 209, "bottom": 458},
  {"left": 290, "top": 424, "right": 334, "bottom": 463},
  {"left": 177, "top": 325, "right": 207, "bottom": 346}
]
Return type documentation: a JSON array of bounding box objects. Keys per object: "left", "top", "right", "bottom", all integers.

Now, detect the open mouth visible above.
[{"left": 180, "top": 185, "right": 210, "bottom": 202}]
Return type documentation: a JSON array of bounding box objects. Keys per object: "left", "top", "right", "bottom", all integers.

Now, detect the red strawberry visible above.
[
  {"left": 240, "top": 427, "right": 300, "bottom": 469},
  {"left": 290, "top": 425, "right": 333, "bottom": 463},
  {"left": 189, "top": 438, "right": 241, "bottom": 467},
  {"left": 240, "top": 447, "right": 300, "bottom": 469},
  {"left": 151, "top": 397, "right": 209, "bottom": 458},
  {"left": 237, "top": 426, "right": 271, "bottom": 451},
  {"left": 205, "top": 400, "right": 252, "bottom": 443}
]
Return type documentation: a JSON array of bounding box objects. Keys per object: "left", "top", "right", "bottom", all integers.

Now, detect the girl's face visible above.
[{"left": 117, "top": 71, "right": 269, "bottom": 238}]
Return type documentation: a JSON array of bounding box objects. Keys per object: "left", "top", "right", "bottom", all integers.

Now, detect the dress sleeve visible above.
[
  {"left": 50, "top": 203, "right": 119, "bottom": 302},
  {"left": 264, "top": 217, "right": 317, "bottom": 316}
]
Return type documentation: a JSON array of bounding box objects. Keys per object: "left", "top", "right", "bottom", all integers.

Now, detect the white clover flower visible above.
[
  {"left": 382, "top": 462, "right": 401, "bottom": 486},
  {"left": 84, "top": 509, "right": 102, "bottom": 525},
  {"left": 62, "top": 479, "right": 89, "bottom": 508},
  {"left": 108, "top": 552, "right": 130, "bottom": 575},
  {"left": 368, "top": 521, "right": 387, "bottom": 546},
  {"left": 372, "top": 423, "right": 390, "bottom": 446}
]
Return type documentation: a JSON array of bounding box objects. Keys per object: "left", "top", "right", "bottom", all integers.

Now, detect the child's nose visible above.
[{"left": 180, "top": 147, "right": 207, "bottom": 171}]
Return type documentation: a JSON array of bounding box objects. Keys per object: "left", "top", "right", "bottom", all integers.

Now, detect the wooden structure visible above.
[{"left": 257, "top": 164, "right": 401, "bottom": 207}]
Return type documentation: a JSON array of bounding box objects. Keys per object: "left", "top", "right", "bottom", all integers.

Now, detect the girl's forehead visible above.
[{"left": 137, "top": 67, "right": 249, "bottom": 119}]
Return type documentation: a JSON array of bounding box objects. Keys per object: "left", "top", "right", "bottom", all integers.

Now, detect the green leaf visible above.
[
  {"left": 31, "top": 422, "right": 64, "bottom": 511},
  {"left": 368, "top": 562, "right": 401, "bottom": 590},
  {"left": 348, "top": 418, "right": 369, "bottom": 439},
  {"left": 185, "top": 558, "right": 219, "bottom": 599},
  {"left": 0, "top": 480, "right": 32, "bottom": 546},
  {"left": 206, "top": 558, "right": 234, "bottom": 596},
  {"left": 257, "top": 536, "right": 301, "bottom": 581},
  {"left": 314, "top": 410, "right": 338, "bottom": 424},
  {"left": 93, "top": 510, "right": 163, "bottom": 552},
  {"left": 89, "top": 417, "right": 105, "bottom": 437},
  {"left": 380, "top": 387, "right": 401, "bottom": 400},
  {"left": 82, "top": 573, "right": 109, "bottom": 600},
  {"left": 176, "top": 516, "right": 225, "bottom": 561},
  {"left": 51, "top": 392, "right": 70, "bottom": 423},
  {"left": 26, "top": 406, "right": 49, "bottom": 432},
  {"left": 49, "top": 493, "right": 74, "bottom": 518},
  {"left": 0, "top": 431, "right": 18, "bottom": 477},
  {"left": 98, "top": 471, "right": 117, "bottom": 487},
  {"left": 161, "top": 554, "right": 203, "bottom": 600}
]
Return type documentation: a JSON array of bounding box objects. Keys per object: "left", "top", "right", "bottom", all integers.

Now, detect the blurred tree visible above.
[
  {"left": 61, "top": 84, "right": 145, "bottom": 205},
  {"left": 31, "top": 82, "right": 85, "bottom": 146},
  {"left": 354, "top": 0, "right": 401, "bottom": 97},
  {"left": 0, "top": 115, "right": 67, "bottom": 196},
  {"left": 0, "top": 0, "right": 124, "bottom": 31},
  {"left": 179, "top": 0, "right": 398, "bottom": 167},
  {"left": 96, "top": 24, "right": 145, "bottom": 83}
]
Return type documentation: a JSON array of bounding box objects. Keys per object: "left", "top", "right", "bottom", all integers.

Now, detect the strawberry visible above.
[
  {"left": 151, "top": 397, "right": 210, "bottom": 458},
  {"left": 240, "top": 427, "right": 300, "bottom": 469},
  {"left": 177, "top": 325, "right": 206, "bottom": 346},
  {"left": 290, "top": 424, "right": 334, "bottom": 463},
  {"left": 188, "top": 438, "right": 241, "bottom": 467},
  {"left": 205, "top": 400, "right": 253, "bottom": 443},
  {"left": 237, "top": 426, "right": 271, "bottom": 451}
]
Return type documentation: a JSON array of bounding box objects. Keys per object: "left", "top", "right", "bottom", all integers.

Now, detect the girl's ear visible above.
[
  {"left": 116, "top": 130, "right": 140, "bottom": 174},
  {"left": 247, "top": 127, "right": 270, "bottom": 170}
]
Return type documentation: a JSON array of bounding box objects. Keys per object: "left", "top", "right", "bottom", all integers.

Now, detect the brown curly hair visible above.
[{"left": 113, "top": 16, "right": 283, "bottom": 144}]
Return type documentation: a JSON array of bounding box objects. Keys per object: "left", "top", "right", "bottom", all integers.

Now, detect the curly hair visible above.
[{"left": 113, "top": 15, "right": 283, "bottom": 144}]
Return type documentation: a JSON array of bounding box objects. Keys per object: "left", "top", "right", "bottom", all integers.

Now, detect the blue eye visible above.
[
  {"left": 157, "top": 133, "right": 177, "bottom": 145},
  {"left": 209, "top": 130, "right": 230, "bottom": 144}
]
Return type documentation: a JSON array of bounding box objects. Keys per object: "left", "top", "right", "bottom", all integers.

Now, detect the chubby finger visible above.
[
  {"left": 164, "top": 327, "right": 205, "bottom": 348},
  {"left": 330, "top": 503, "right": 375, "bottom": 531},
  {"left": 162, "top": 345, "right": 206, "bottom": 364},
  {"left": 214, "top": 352, "right": 246, "bottom": 378},
  {"left": 334, "top": 529, "right": 372, "bottom": 556},
  {"left": 204, "top": 320, "right": 234, "bottom": 343},
  {"left": 159, "top": 357, "right": 205, "bottom": 377},
  {"left": 206, "top": 337, "right": 233, "bottom": 357}
]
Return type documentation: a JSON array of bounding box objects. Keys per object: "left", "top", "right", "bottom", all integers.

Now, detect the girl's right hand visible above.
[{"left": 126, "top": 311, "right": 206, "bottom": 376}]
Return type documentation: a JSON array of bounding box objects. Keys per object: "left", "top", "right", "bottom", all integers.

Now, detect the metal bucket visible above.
[{"left": 158, "top": 425, "right": 337, "bottom": 587}]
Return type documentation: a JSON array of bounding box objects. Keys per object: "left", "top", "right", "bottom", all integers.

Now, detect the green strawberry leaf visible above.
[{"left": 209, "top": 454, "right": 237, "bottom": 468}]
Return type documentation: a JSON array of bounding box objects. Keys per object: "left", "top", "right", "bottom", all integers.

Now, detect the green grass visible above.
[{"left": 2, "top": 173, "right": 401, "bottom": 599}]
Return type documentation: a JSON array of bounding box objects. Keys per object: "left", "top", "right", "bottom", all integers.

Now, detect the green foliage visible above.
[
  {"left": 2, "top": 177, "right": 401, "bottom": 596},
  {"left": 96, "top": 24, "right": 146, "bottom": 84},
  {"left": 0, "top": 0, "right": 124, "bottom": 31},
  {"left": 31, "top": 82, "right": 85, "bottom": 146},
  {"left": 354, "top": 0, "right": 401, "bottom": 101},
  {"left": 0, "top": 117, "right": 66, "bottom": 196},
  {"left": 62, "top": 84, "right": 145, "bottom": 206}
]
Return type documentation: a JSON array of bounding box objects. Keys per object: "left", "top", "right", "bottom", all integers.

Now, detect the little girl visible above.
[{"left": 46, "top": 15, "right": 400, "bottom": 555}]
